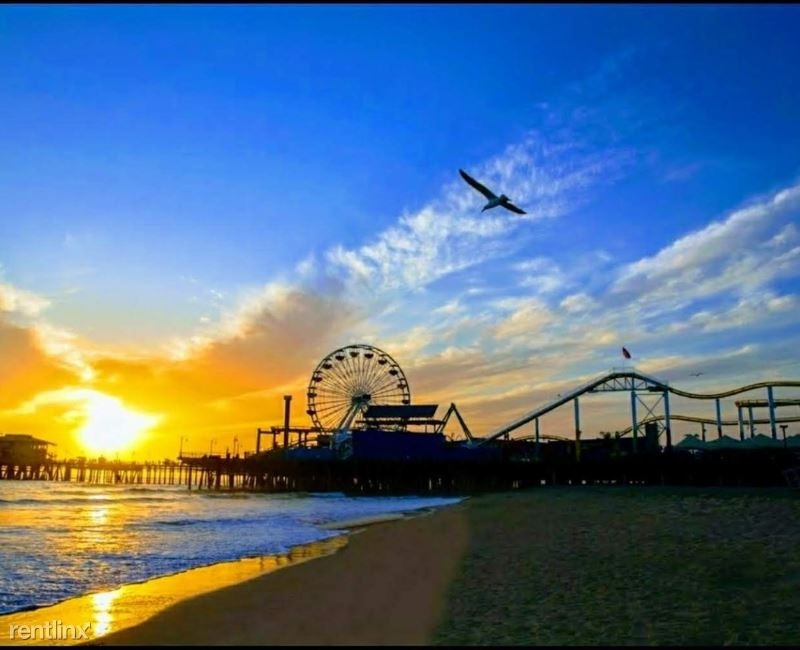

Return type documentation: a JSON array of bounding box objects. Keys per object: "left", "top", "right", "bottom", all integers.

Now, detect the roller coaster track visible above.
[
  {"left": 476, "top": 368, "right": 800, "bottom": 446},
  {"left": 668, "top": 381, "right": 800, "bottom": 399},
  {"left": 617, "top": 413, "right": 800, "bottom": 437}
]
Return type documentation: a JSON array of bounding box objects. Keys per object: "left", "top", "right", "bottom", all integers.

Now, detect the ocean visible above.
[{"left": 0, "top": 481, "right": 463, "bottom": 617}]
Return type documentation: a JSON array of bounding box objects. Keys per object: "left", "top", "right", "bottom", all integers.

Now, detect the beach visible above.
[
  {"left": 6, "top": 486, "right": 800, "bottom": 646},
  {"left": 88, "top": 505, "right": 469, "bottom": 646}
]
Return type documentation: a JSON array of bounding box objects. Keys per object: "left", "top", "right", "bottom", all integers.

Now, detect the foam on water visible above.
[{"left": 0, "top": 481, "right": 463, "bottom": 615}]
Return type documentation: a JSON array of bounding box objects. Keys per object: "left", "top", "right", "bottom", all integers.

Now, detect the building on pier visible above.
[{"left": 0, "top": 434, "right": 56, "bottom": 465}]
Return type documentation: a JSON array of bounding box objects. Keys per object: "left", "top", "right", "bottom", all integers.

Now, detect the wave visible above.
[
  {"left": 0, "top": 495, "right": 175, "bottom": 506},
  {"left": 0, "top": 490, "right": 463, "bottom": 619},
  {"left": 142, "top": 511, "right": 299, "bottom": 529}
]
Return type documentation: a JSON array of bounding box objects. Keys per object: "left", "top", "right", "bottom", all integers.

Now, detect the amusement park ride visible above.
[{"left": 256, "top": 342, "right": 800, "bottom": 464}]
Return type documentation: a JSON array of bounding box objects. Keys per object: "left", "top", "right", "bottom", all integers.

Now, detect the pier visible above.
[
  {"left": 2, "top": 438, "right": 799, "bottom": 494},
  {"left": 2, "top": 363, "right": 800, "bottom": 494}
]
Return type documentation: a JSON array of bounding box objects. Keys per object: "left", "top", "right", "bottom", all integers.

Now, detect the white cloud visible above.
[
  {"left": 492, "top": 297, "right": 555, "bottom": 340},
  {"left": 433, "top": 299, "right": 463, "bottom": 316},
  {"left": 0, "top": 282, "right": 50, "bottom": 316},
  {"left": 326, "top": 133, "right": 625, "bottom": 295},
  {"left": 31, "top": 323, "right": 97, "bottom": 382},
  {"left": 613, "top": 182, "right": 800, "bottom": 295},
  {"left": 559, "top": 293, "right": 597, "bottom": 313}
]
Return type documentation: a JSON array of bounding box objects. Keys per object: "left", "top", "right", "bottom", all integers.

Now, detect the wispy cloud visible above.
[
  {"left": 326, "top": 132, "right": 628, "bottom": 296},
  {"left": 0, "top": 281, "right": 50, "bottom": 316},
  {"left": 661, "top": 161, "right": 704, "bottom": 183},
  {"left": 613, "top": 183, "right": 800, "bottom": 296}
]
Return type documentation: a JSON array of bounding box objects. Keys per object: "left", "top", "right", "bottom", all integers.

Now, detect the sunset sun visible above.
[{"left": 76, "top": 392, "right": 160, "bottom": 457}]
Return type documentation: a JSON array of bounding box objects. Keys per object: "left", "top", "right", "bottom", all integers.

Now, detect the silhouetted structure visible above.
[{"left": 0, "top": 434, "right": 56, "bottom": 478}]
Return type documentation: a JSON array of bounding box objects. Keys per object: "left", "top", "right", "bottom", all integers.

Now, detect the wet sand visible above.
[{"left": 0, "top": 535, "right": 351, "bottom": 646}]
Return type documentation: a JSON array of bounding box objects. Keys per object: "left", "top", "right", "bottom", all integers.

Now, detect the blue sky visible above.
[{"left": 1, "top": 5, "right": 799, "bottom": 455}]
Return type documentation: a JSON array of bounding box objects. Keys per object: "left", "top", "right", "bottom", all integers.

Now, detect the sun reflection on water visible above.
[
  {"left": 87, "top": 506, "right": 108, "bottom": 524},
  {"left": 90, "top": 589, "right": 121, "bottom": 637}
]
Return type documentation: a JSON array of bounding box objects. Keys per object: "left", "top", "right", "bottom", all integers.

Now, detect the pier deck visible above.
[{"left": 2, "top": 442, "right": 798, "bottom": 493}]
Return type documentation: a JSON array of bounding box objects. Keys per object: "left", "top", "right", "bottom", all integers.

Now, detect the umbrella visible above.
[
  {"left": 675, "top": 434, "right": 707, "bottom": 451},
  {"left": 740, "top": 433, "right": 784, "bottom": 449},
  {"left": 706, "top": 434, "right": 742, "bottom": 450}
]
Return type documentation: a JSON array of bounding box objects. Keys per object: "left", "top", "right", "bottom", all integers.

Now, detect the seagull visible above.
[
  {"left": 691, "top": 372, "right": 705, "bottom": 377},
  {"left": 459, "top": 169, "right": 526, "bottom": 215}
]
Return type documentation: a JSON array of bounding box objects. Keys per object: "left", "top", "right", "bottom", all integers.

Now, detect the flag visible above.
[{"left": 622, "top": 347, "right": 631, "bottom": 360}]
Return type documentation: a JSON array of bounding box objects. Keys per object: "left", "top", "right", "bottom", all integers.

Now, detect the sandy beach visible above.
[
  {"left": 88, "top": 505, "right": 469, "bottom": 646},
  {"left": 5, "top": 486, "right": 800, "bottom": 646}
]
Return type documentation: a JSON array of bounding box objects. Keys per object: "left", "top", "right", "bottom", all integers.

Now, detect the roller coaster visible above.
[{"left": 475, "top": 367, "right": 800, "bottom": 447}]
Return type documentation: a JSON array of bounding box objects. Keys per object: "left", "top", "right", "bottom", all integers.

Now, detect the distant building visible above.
[{"left": 0, "top": 434, "right": 56, "bottom": 464}]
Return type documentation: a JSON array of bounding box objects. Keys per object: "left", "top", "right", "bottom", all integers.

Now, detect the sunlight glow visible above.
[{"left": 75, "top": 392, "right": 161, "bottom": 457}]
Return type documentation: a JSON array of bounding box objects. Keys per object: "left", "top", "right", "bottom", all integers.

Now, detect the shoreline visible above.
[
  {"left": 0, "top": 536, "right": 349, "bottom": 646},
  {"left": 0, "top": 507, "right": 459, "bottom": 646},
  {"left": 83, "top": 499, "right": 471, "bottom": 645}
]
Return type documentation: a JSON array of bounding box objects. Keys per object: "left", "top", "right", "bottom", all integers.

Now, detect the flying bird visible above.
[{"left": 459, "top": 169, "right": 526, "bottom": 215}]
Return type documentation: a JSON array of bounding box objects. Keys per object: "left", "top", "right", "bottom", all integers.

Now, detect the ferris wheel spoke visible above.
[
  {"left": 310, "top": 394, "right": 350, "bottom": 417},
  {"left": 366, "top": 371, "right": 398, "bottom": 394},
  {"left": 332, "top": 354, "right": 363, "bottom": 389},
  {"left": 361, "top": 356, "right": 385, "bottom": 392},
  {"left": 321, "top": 358, "right": 350, "bottom": 387},
  {"left": 346, "top": 353, "right": 368, "bottom": 395},
  {"left": 371, "top": 376, "right": 403, "bottom": 395},
  {"left": 370, "top": 386, "right": 403, "bottom": 404},
  {"left": 374, "top": 374, "right": 411, "bottom": 404},
  {"left": 320, "top": 374, "right": 348, "bottom": 395},
  {"left": 355, "top": 354, "right": 374, "bottom": 393},
  {"left": 315, "top": 383, "right": 353, "bottom": 400},
  {"left": 322, "top": 365, "right": 358, "bottom": 396},
  {"left": 313, "top": 398, "right": 351, "bottom": 415},
  {"left": 313, "top": 400, "right": 349, "bottom": 415},
  {"left": 369, "top": 373, "right": 402, "bottom": 397},
  {"left": 316, "top": 406, "right": 348, "bottom": 424}
]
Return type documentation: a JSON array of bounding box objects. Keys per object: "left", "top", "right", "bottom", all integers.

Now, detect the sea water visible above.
[{"left": 0, "top": 481, "right": 462, "bottom": 615}]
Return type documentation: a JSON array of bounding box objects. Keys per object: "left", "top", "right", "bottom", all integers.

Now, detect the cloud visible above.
[
  {"left": 0, "top": 278, "right": 96, "bottom": 384},
  {"left": 613, "top": 182, "right": 800, "bottom": 296},
  {"left": 327, "top": 132, "right": 627, "bottom": 296},
  {"left": 0, "top": 282, "right": 50, "bottom": 316},
  {"left": 559, "top": 292, "right": 597, "bottom": 314},
  {"left": 491, "top": 297, "right": 555, "bottom": 341},
  {"left": 0, "top": 319, "right": 81, "bottom": 412},
  {"left": 661, "top": 161, "right": 704, "bottom": 183}
]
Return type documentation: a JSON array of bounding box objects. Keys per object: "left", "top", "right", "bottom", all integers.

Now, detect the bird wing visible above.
[
  {"left": 502, "top": 201, "right": 526, "bottom": 215},
  {"left": 459, "top": 169, "right": 496, "bottom": 200}
]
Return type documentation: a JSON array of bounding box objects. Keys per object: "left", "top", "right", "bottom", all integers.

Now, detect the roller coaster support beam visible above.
[
  {"left": 574, "top": 397, "right": 581, "bottom": 462},
  {"left": 715, "top": 398, "right": 723, "bottom": 439},
  {"left": 663, "top": 389, "right": 673, "bottom": 449},
  {"left": 701, "top": 422, "right": 707, "bottom": 442},
  {"left": 630, "top": 389, "right": 638, "bottom": 454},
  {"left": 534, "top": 418, "right": 540, "bottom": 461},
  {"left": 748, "top": 406, "right": 755, "bottom": 437},
  {"left": 767, "top": 386, "right": 777, "bottom": 439},
  {"left": 738, "top": 406, "right": 745, "bottom": 440}
]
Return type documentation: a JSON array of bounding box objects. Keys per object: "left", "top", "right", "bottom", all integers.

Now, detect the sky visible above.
[{"left": 1, "top": 4, "right": 800, "bottom": 459}]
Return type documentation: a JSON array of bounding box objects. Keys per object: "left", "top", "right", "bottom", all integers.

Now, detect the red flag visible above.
[{"left": 622, "top": 347, "right": 631, "bottom": 360}]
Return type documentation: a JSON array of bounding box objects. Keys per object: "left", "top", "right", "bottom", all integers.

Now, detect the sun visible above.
[{"left": 77, "top": 392, "right": 160, "bottom": 457}]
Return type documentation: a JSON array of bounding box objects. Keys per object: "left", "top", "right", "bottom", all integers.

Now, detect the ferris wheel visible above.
[{"left": 306, "top": 344, "right": 411, "bottom": 431}]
